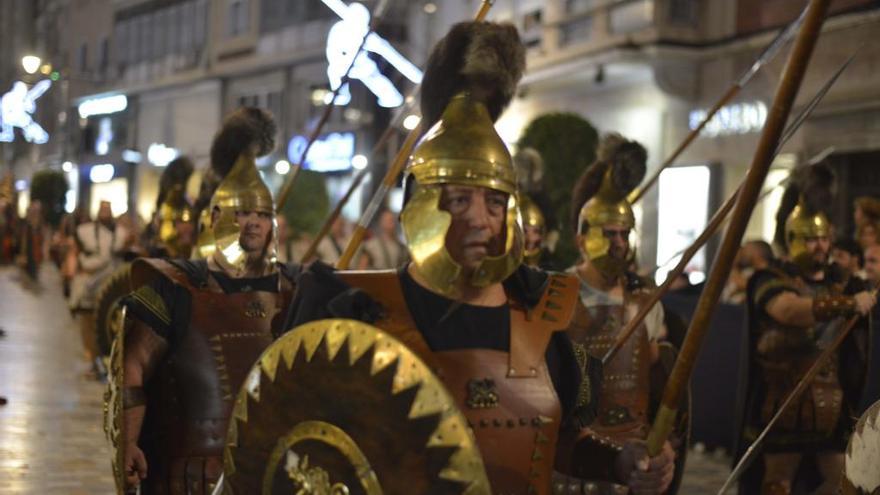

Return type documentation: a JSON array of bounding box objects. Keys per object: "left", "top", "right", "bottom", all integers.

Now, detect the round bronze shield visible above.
[
  {"left": 223, "top": 319, "right": 490, "bottom": 495},
  {"left": 95, "top": 264, "right": 132, "bottom": 356}
]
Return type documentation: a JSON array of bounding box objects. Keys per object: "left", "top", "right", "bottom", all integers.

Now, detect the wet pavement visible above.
[
  {"left": 0, "top": 263, "right": 731, "bottom": 494},
  {"left": 0, "top": 265, "right": 114, "bottom": 494}
]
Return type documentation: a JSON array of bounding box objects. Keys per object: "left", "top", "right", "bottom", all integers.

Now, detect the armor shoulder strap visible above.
[
  {"left": 508, "top": 272, "right": 580, "bottom": 378},
  {"left": 131, "top": 258, "right": 194, "bottom": 291},
  {"left": 336, "top": 270, "right": 434, "bottom": 361}
]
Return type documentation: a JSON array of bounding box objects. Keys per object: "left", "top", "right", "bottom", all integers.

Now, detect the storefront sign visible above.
[
  {"left": 78, "top": 94, "right": 127, "bottom": 119},
  {"left": 689, "top": 101, "right": 767, "bottom": 137},
  {"left": 0, "top": 80, "right": 51, "bottom": 144},
  {"left": 287, "top": 132, "right": 355, "bottom": 173}
]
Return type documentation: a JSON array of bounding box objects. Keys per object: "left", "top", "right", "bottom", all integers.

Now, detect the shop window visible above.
[
  {"left": 227, "top": 0, "right": 250, "bottom": 38},
  {"left": 182, "top": 2, "right": 196, "bottom": 51},
  {"left": 610, "top": 0, "right": 654, "bottom": 35},
  {"left": 521, "top": 9, "right": 543, "bottom": 48},
  {"left": 668, "top": 0, "right": 699, "bottom": 25},
  {"left": 566, "top": 0, "right": 594, "bottom": 15},
  {"left": 267, "top": 91, "right": 283, "bottom": 124},
  {"left": 194, "top": 0, "right": 208, "bottom": 50},
  {"left": 114, "top": 22, "right": 128, "bottom": 70},
  {"left": 78, "top": 43, "right": 88, "bottom": 73},
  {"left": 98, "top": 38, "right": 109, "bottom": 75}
]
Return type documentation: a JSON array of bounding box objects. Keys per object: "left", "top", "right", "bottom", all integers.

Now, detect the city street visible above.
[
  {"left": 0, "top": 263, "right": 733, "bottom": 494},
  {"left": 0, "top": 265, "right": 114, "bottom": 494}
]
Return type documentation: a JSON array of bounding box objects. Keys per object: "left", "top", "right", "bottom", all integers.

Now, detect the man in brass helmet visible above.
[
  {"left": 520, "top": 194, "right": 546, "bottom": 267},
  {"left": 735, "top": 162, "right": 875, "bottom": 494},
  {"left": 144, "top": 156, "right": 197, "bottom": 259},
  {"left": 278, "top": 22, "right": 674, "bottom": 495},
  {"left": 115, "top": 107, "right": 299, "bottom": 494},
  {"left": 555, "top": 133, "right": 686, "bottom": 495}
]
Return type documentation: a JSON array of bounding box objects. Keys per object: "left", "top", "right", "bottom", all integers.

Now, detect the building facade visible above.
[{"left": 486, "top": 0, "right": 880, "bottom": 277}]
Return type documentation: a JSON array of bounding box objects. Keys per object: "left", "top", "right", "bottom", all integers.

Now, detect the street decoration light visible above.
[{"left": 21, "top": 55, "right": 41, "bottom": 74}]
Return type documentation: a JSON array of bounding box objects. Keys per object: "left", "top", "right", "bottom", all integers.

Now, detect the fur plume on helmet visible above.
[
  {"left": 570, "top": 133, "right": 647, "bottom": 231},
  {"left": 420, "top": 21, "right": 526, "bottom": 131},
  {"left": 209, "top": 107, "right": 277, "bottom": 180},
  {"left": 774, "top": 161, "right": 835, "bottom": 247},
  {"left": 155, "top": 156, "right": 194, "bottom": 210}
]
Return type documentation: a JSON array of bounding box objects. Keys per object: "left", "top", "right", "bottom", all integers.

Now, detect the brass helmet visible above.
[
  {"left": 776, "top": 162, "right": 834, "bottom": 272},
  {"left": 199, "top": 107, "right": 278, "bottom": 273},
  {"left": 154, "top": 156, "right": 195, "bottom": 257},
  {"left": 156, "top": 186, "right": 195, "bottom": 258},
  {"left": 573, "top": 133, "right": 646, "bottom": 279},
  {"left": 519, "top": 194, "right": 545, "bottom": 267},
  {"left": 400, "top": 21, "right": 526, "bottom": 298},
  {"left": 208, "top": 152, "right": 275, "bottom": 275}
]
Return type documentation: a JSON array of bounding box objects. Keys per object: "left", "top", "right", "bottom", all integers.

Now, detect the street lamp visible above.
[{"left": 21, "top": 55, "right": 41, "bottom": 74}]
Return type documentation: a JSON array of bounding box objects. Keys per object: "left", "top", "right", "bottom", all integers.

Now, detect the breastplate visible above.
[
  {"left": 433, "top": 349, "right": 562, "bottom": 495},
  {"left": 149, "top": 269, "right": 291, "bottom": 459},
  {"left": 570, "top": 297, "right": 650, "bottom": 443},
  {"left": 339, "top": 270, "right": 578, "bottom": 495}
]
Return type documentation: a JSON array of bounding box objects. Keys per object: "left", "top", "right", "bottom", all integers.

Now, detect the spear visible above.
[
  {"left": 275, "top": 0, "right": 392, "bottom": 213},
  {"left": 717, "top": 287, "right": 878, "bottom": 494},
  {"left": 334, "top": 0, "right": 497, "bottom": 269},
  {"left": 628, "top": 3, "right": 809, "bottom": 205},
  {"left": 643, "top": 0, "right": 832, "bottom": 458},
  {"left": 601, "top": 46, "right": 860, "bottom": 365}
]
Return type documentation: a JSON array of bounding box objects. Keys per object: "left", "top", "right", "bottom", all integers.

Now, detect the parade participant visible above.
[
  {"left": 69, "top": 200, "right": 128, "bottom": 379},
  {"left": 724, "top": 240, "right": 775, "bottom": 304},
  {"left": 737, "top": 162, "right": 875, "bottom": 494},
  {"left": 520, "top": 194, "right": 547, "bottom": 267},
  {"left": 359, "top": 208, "right": 407, "bottom": 269},
  {"left": 854, "top": 196, "right": 880, "bottom": 250},
  {"left": 831, "top": 237, "right": 864, "bottom": 282},
  {"left": 231, "top": 22, "right": 674, "bottom": 495},
  {"left": 143, "top": 156, "right": 196, "bottom": 259},
  {"left": 515, "top": 147, "right": 558, "bottom": 255},
  {"left": 865, "top": 244, "right": 880, "bottom": 286},
  {"left": 555, "top": 133, "right": 687, "bottom": 495},
  {"left": 18, "top": 200, "right": 45, "bottom": 279},
  {"left": 314, "top": 215, "right": 350, "bottom": 264},
  {"left": 114, "top": 107, "right": 299, "bottom": 494}
]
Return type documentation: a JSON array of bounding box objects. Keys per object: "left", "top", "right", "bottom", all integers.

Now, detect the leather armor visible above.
[
  {"left": 339, "top": 270, "right": 583, "bottom": 495},
  {"left": 752, "top": 269, "right": 845, "bottom": 440},
  {"left": 133, "top": 259, "right": 293, "bottom": 494},
  {"left": 558, "top": 287, "right": 653, "bottom": 495}
]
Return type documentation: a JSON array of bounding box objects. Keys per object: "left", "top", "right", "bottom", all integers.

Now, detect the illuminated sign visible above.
[
  {"left": 287, "top": 132, "right": 355, "bottom": 173},
  {"left": 78, "top": 94, "right": 127, "bottom": 119},
  {"left": 322, "top": 0, "right": 422, "bottom": 108},
  {"left": 0, "top": 80, "right": 51, "bottom": 144},
  {"left": 147, "top": 143, "right": 179, "bottom": 167},
  {"left": 689, "top": 101, "right": 767, "bottom": 137}
]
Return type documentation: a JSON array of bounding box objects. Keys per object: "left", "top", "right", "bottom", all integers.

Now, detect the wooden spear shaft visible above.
[
  {"left": 335, "top": 0, "right": 496, "bottom": 269},
  {"left": 645, "top": 0, "right": 831, "bottom": 456}
]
